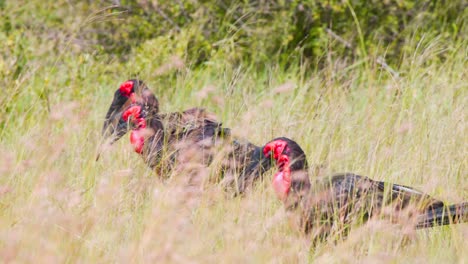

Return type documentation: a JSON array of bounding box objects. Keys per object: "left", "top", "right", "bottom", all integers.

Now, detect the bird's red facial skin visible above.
[
  {"left": 263, "top": 140, "right": 292, "bottom": 200},
  {"left": 122, "top": 105, "right": 142, "bottom": 122},
  {"left": 119, "top": 81, "right": 134, "bottom": 97},
  {"left": 263, "top": 140, "right": 288, "bottom": 159},
  {"left": 122, "top": 105, "right": 147, "bottom": 154}
]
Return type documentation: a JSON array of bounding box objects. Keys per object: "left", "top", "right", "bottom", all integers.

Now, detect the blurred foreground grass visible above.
[{"left": 0, "top": 1, "right": 467, "bottom": 263}]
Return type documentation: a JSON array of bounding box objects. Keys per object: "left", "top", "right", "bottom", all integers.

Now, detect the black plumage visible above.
[
  {"left": 263, "top": 137, "right": 467, "bottom": 242},
  {"left": 100, "top": 79, "right": 270, "bottom": 194}
]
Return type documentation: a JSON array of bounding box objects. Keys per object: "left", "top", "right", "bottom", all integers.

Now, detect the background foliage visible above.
[
  {"left": 0, "top": 0, "right": 466, "bottom": 262},
  {"left": 79, "top": 0, "right": 466, "bottom": 65}
]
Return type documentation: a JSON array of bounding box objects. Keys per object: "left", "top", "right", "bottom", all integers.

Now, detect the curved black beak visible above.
[
  {"left": 96, "top": 117, "right": 129, "bottom": 161},
  {"left": 97, "top": 89, "right": 132, "bottom": 161},
  {"left": 97, "top": 79, "right": 159, "bottom": 161},
  {"left": 101, "top": 89, "right": 131, "bottom": 141}
]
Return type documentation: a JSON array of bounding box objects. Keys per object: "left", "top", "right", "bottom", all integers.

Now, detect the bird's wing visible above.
[
  {"left": 375, "top": 180, "right": 445, "bottom": 210},
  {"left": 160, "top": 108, "right": 226, "bottom": 137}
]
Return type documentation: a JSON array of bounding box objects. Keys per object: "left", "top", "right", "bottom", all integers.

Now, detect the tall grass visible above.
[{"left": 0, "top": 2, "right": 467, "bottom": 263}]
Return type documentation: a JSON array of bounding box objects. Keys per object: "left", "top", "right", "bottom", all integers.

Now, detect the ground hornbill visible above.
[
  {"left": 263, "top": 137, "right": 467, "bottom": 243},
  {"left": 98, "top": 79, "right": 271, "bottom": 194}
]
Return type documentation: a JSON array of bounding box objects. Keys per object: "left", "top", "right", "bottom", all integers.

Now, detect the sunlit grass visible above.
[{"left": 0, "top": 3, "right": 467, "bottom": 263}]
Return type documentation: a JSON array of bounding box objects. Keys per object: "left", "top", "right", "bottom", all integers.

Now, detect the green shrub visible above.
[{"left": 78, "top": 0, "right": 466, "bottom": 68}]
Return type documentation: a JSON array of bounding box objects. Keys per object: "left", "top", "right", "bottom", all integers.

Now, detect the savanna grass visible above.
[{"left": 0, "top": 1, "right": 466, "bottom": 263}]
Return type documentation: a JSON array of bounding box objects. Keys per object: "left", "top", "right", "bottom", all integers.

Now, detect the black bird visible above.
[
  {"left": 263, "top": 137, "right": 467, "bottom": 242},
  {"left": 99, "top": 79, "right": 271, "bottom": 194}
]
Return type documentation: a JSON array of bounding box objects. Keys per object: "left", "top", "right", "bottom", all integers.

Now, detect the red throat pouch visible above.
[
  {"left": 130, "top": 130, "right": 145, "bottom": 154},
  {"left": 273, "top": 170, "right": 291, "bottom": 200},
  {"left": 272, "top": 154, "right": 291, "bottom": 200},
  {"left": 123, "top": 104, "right": 146, "bottom": 154}
]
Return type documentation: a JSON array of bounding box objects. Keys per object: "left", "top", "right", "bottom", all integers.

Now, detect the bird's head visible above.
[
  {"left": 263, "top": 137, "right": 308, "bottom": 200},
  {"left": 97, "top": 80, "right": 159, "bottom": 161},
  {"left": 100, "top": 79, "right": 159, "bottom": 145}
]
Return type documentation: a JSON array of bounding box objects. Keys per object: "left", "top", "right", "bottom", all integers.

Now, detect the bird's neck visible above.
[
  {"left": 123, "top": 104, "right": 162, "bottom": 154},
  {"left": 134, "top": 113, "right": 165, "bottom": 154},
  {"left": 273, "top": 160, "right": 292, "bottom": 201},
  {"left": 129, "top": 116, "right": 146, "bottom": 154},
  {"left": 273, "top": 154, "right": 311, "bottom": 202}
]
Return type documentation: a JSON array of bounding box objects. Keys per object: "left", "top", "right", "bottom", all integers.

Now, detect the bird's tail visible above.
[{"left": 417, "top": 202, "right": 468, "bottom": 228}]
